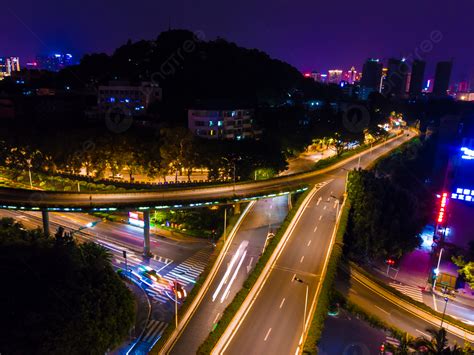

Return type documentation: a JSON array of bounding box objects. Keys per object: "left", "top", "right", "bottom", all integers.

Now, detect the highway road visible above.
[
  {"left": 169, "top": 196, "right": 290, "bottom": 354},
  {"left": 212, "top": 132, "right": 416, "bottom": 354},
  {"left": 0, "top": 134, "right": 410, "bottom": 210}
]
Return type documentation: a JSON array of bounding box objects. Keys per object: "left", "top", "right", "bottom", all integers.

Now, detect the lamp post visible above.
[
  {"left": 26, "top": 158, "right": 33, "bottom": 189},
  {"left": 433, "top": 247, "right": 444, "bottom": 290},
  {"left": 293, "top": 276, "right": 309, "bottom": 333},
  {"left": 440, "top": 295, "right": 449, "bottom": 328},
  {"left": 69, "top": 220, "right": 101, "bottom": 237}
]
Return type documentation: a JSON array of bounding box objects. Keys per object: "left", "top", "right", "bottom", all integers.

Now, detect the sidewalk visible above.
[
  {"left": 112, "top": 280, "right": 150, "bottom": 355},
  {"left": 368, "top": 246, "right": 474, "bottom": 319}
]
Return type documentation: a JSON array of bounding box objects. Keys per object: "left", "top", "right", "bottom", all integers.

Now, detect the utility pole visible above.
[
  {"left": 223, "top": 208, "right": 227, "bottom": 242},
  {"left": 433, "top": 247, "right": 444, "bottom": 290},
  {"left": 293, "top": 276, "right": 309, "bottom": 333}
]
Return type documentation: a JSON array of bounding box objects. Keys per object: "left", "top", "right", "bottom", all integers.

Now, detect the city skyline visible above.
[{"left": 2, "top": 0, "right": 473, "bottom": 81}]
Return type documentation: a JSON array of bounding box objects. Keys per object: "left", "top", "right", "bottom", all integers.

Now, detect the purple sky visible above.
[{"left": 2, "top": 0, "right": 472, "bottom": 82}]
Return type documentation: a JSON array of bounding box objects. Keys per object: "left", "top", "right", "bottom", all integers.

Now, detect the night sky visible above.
[{"left": 2, "top": 0, "right": 472, "bottom": 81}]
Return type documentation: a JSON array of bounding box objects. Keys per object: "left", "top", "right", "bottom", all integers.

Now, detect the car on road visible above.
[{"left": 138, "top": 265, "right": 162, "bottom": 284}]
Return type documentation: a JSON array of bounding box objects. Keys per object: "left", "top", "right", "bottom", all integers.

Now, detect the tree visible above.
[
  {"left": 385, "top": 333, "right": 414, "bottom": 355},
  {"left": 0, "top": 218, "right": 135, "bottom": 354},
  {"left": 452, "top": 256, "right": 474, "bottom": 288},
  {"left": 413, "top": 327, "right": 465, "bottom": 354}
]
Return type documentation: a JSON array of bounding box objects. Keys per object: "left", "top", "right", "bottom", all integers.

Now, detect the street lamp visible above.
[
  {"left": 293, "top": 276, "right": 309, "bottom": 333},
  {"left": 26, "top": 158, "right": 33, "bottom": 189},
  {"left": 69, "top": 220, "right": 101, "bottom": 237},
  {"left": 433, "top": 247, "right": 444, "bottom": 290},
  {"left": 440, "top": 286, "right": 450, "bottom": 328}
]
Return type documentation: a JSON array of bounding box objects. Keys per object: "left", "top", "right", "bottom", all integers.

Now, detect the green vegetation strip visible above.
[
  {"left": 150, "top": 211, "right": 242, "bottom": 353},
  {"left": 350, "top": 262, "right": 474, "bottom": 333},
  {"left": 197, "top": 190, "right": 310, "bottom": 354},
  {"left": 302, "top": 201, "right": 350, "bottom": 354}
]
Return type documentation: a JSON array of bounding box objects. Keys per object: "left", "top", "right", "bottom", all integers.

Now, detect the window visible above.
[
  {"left": 209, "top": 121, "right": 214, "bottom": 126},
  {"left": 209, "top": 130, "right": 215, "bottom": 136},
  {"left": 217, "top": 121, "right": 223, "bottom": 127}
]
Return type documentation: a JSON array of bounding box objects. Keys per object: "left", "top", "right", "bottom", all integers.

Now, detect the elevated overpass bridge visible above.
[{"left": 0, "top": 132, "right": 414, "bottom": 254}]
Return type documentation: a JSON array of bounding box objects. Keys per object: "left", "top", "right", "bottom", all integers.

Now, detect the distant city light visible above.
[{"left": 461, "top": 147, "right": 474, "bottom": 160}]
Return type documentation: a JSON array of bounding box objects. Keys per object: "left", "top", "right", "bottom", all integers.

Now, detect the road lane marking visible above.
[
  {"left": 375, "top": 305, "right": 390, "bottom": 315},
  {"left": 433, "top": 293, "right": 438, "bottom": 312},
  {"left": 307, "top": 240, "right": 311, "bottom": 247},
  {"left": 319, "top": 215, "right": 323, "bottom": 220},
  {"left": 316, "top": 197, "right": 322, "bottom": 206},
  {"left": 221, "top": 249, "right": 247, "bottom": 303},
  {"left": 212, "top": 240, "right": 249, "bottom": 302},
  {"left": 300, "top": 256, "right": 304, "bottom": 263},
  {"left": 292, "top": 273, "right": 296, "bottom": 282},
  {"left": 333, "top": 201, "right": 338, "bottom": 208},
  {"left": 313, "top": 226, "right": 318, "bottom": 232},
  {"left": 416, "top": 329, "right": 430, "bottom": 338},
  {"left": 323, "top": 205, "right": 327, "bottom": 210},
  {"left": 279, "top": 298, "right": 285, "bottom": 309},
  {"left": 213, "top": 313, "right": 220, "bottom": 324},
  {"left": 264, "top": 328, "right": 272, "bottom": 341}
]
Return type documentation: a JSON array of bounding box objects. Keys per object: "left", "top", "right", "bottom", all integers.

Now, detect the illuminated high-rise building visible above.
[
  {"left": 0, "top": 57, "right": 20, "bottom": 80},
  {"left": 345, "top": 67, "right": 357, "bottom": 84},
  {"left": 36, "top": 53, "right": 74, "bottom": 72},
  {"left": 310, "top": 71, "right": 323, "bottom": 82},
  {"left": 383, "top": 58, "right": 409, "bottom": 98},
  {"left": 433, "top": 61, "right": 453, "bottom": 97},
  {"left": 327, "top": 69, "right": 343, "bottom": 84},
  {"left": 457, "top": 81, "right": 470, "bottom": 93},
  {"left": 360, "top": 58, "right": 383, "bottom": 90},
  {"left": 6, "top": 57, "right": 20, "bottom": 73},
  {"left": 408, "top": 60, "right": 426, "bottom": 98}
]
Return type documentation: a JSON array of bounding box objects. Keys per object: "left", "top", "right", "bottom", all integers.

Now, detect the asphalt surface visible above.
[
  {"left": 338, "top": 273, "right": 469, "bottom": 345},
  {"left": 169, "top": 196, "right": 289, "bottom": 354},
  {"left": 217, "top": 132, "right": 416, "bottom": 355},
  {"left": 318, "top": 309, "right": 387, "bottom": 355},
  {"left": 0, "top": 135, "right": 410, "bottom": 210}
]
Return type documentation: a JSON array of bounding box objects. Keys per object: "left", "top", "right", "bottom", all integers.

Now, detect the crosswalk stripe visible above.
[
  {"left": 142, "top": 320, "right": 168, "bottom": 343},
  {"left": 389, "top": 282, "right": 423, "bottom": 302}
]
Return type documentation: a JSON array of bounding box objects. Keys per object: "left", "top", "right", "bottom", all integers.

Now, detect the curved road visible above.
[{"left": 0, "top": 133, "right": 412, "bottom": 210}]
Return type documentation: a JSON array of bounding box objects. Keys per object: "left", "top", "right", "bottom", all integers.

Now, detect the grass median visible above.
[
  {"left": 302, "top": 201, "right": 350, "bottom": 354},
  {"left": 197, "top": 189, "right": 310, "bottom": 354}
]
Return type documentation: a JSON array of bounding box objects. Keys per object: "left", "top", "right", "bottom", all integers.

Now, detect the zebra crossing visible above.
[
  {"left": 141, "top": 319, "right": 168, "bottom": 345},
  {"left": 144, "top": 249, "right": 211, "bottom": 305},
  {"left": 389, "top": 282, "right": 424, "bottom": 303}
]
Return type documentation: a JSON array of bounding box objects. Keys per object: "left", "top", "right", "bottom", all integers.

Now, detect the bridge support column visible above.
[
  {"left": 287, "top": 192, "right": 293, "bottom": 210},
  {"left": 143, "top": 210, "right": 151, "bottom": 257},
  {"left": 42, "top": 210, "right": 50, "bottom": 236},
  {"left": 233, "top": 203, "right": 241, "bottom": 215}
]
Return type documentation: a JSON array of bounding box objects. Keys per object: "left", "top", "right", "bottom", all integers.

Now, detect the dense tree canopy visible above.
[
  {"left": 0, "top": 218, "right": 135, "bottom": 354},
  {"left": 344, "top": 137, "right": 435, "bottom": 261}
]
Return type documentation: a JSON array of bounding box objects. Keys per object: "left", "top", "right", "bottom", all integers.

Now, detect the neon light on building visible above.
[
  {"left": 461, "top": 147, "right": 474, "bottom": 160},
  {"left": 437, "top": 192, "right": 448, "bottom": 223},
  {"left": 451, "top": 187, "right": 474, "bottom": 202}
]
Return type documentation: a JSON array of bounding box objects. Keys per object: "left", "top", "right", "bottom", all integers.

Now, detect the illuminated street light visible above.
[{"left": 293, "top": 276, "right": 309, "bottom": 333}]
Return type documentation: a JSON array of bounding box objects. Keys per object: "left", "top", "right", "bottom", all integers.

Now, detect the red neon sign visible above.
[{"left": 437, "top": 193, "right": 448, "bottom": 223}]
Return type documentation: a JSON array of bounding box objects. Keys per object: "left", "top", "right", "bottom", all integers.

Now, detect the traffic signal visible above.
[
  {"left": 173, "top": 281, "right": 187, "bottom": 300},
  {"left": 385, "top": 258, "right": 395, "bottom": 266}
]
